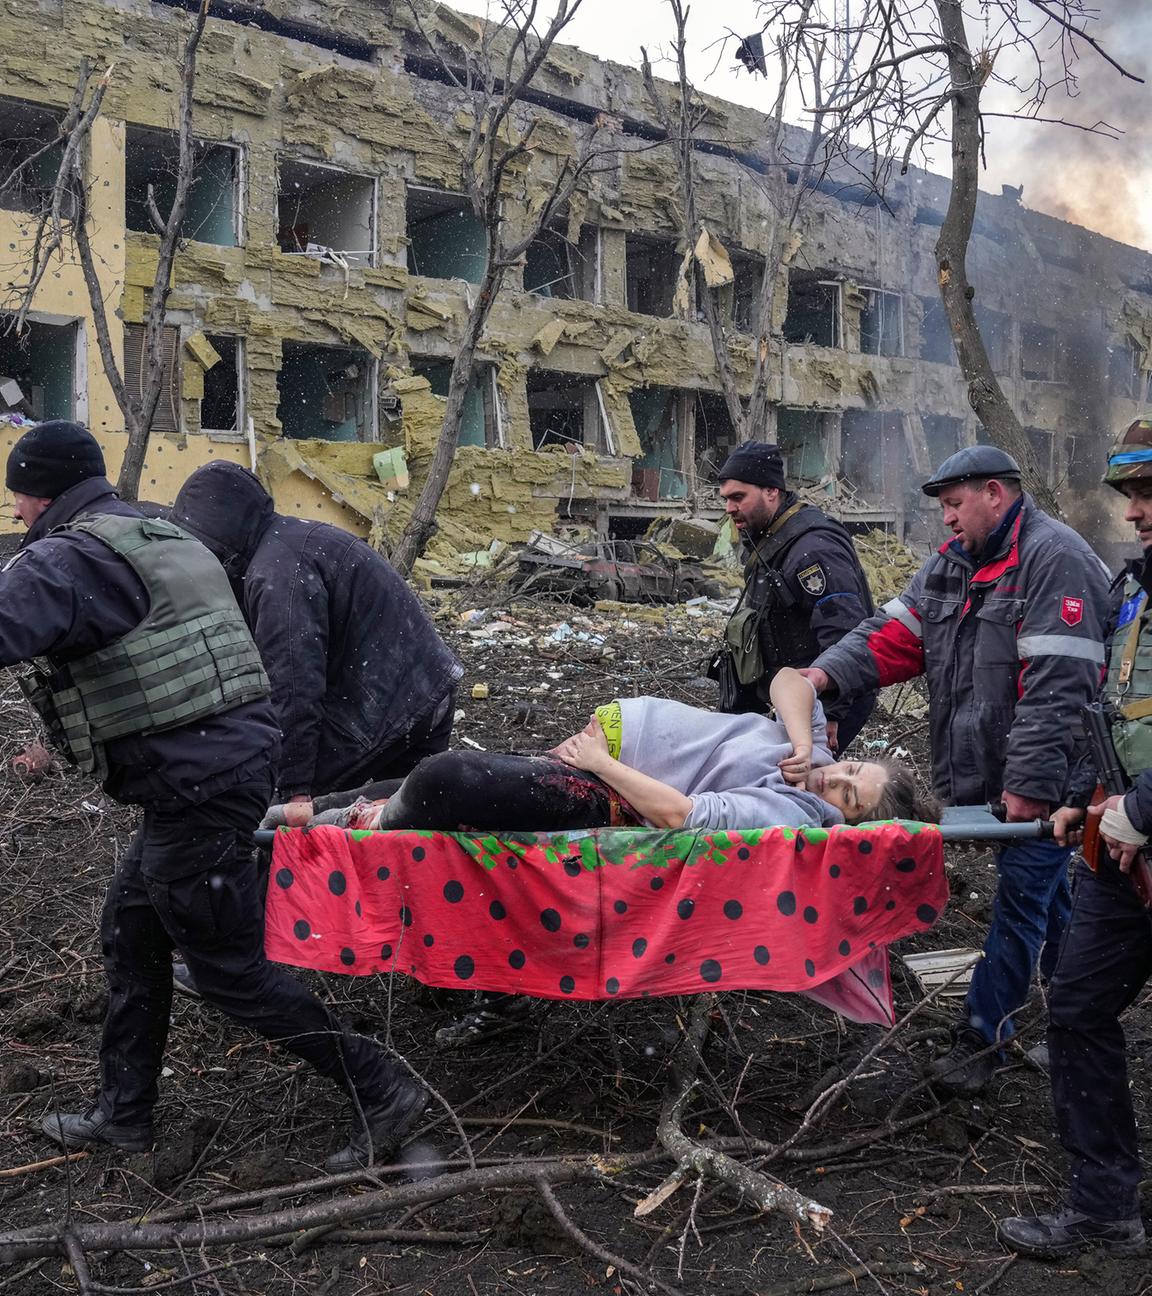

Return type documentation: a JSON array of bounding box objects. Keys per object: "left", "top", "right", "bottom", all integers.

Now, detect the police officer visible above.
[
  {"left": 802, "top": 445, "right": 1109, "bottom": 1095},
  {"left": 715, "top": 441, "right": 876, "bottom": 751},
  {"left": 998, "top": 421, "right": 1152, "bottom": 1259},
  {"left": 2, "top": 422, "right": 424, "bottom": 1172}
]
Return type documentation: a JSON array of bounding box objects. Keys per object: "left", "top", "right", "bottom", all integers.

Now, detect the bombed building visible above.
[{"left": 1, "top": 0, "right": 1151, "bottom": 565}]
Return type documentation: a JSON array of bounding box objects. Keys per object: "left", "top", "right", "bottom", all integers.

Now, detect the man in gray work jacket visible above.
[{"left": 801, "top": 446, "right": 1109, "bottom": 1095}]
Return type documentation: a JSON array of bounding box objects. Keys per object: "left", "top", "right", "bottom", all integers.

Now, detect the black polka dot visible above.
[
  {"left": 380, "top": 943, "right": 392, "bottom": 960},
  {"left": 574, "top": 932, "right": 590, "bottom": 949},
  {"left": 454, "top": 955, "right": 475, "bottom": 980},
  {"left": 489, "top": 900, "right": 507, "bottom": 920},
  {"left": 829, "top": 864, "right": 841, "bottom": 878},
  {"left": 423, "top": 934, "right": 434, "bottom": 947},
  {"left": 443, "top": 880, "right": 464, "bottom": 903},
  {"left": 803, "top": 906, "right": 819, "bottom": 925},
  {"left": 777, "top": 891, "right": 797, "bottom": 917},
  {"left": 700, "top": 959, "right": 723, "bottom": 983},
  {"left": 293, "top": 919, "right": 310, "bottom": 941},
  {"left": 838, "top": 939, "right": 851, "bottom": 956},
  {"left": 795, "top": 836, "right": 806, "bottom": 852},
  {"left": 563, "top": 857, "right": 581, "bottom": 877},
  {"left": 650, "top": 876, "right": 665, "bottom": 891},
  {"left": 376, "top": 865, "right": 390, "bottom": 881},
  {"left": 559, "top": 975, "right": 575, "bottom": 994},
  {"left": 894, "top": 857, "right": 916, "bottom": 873},
  {"left": 400, "top": 905, "right": 413, "bottom": 927},
  {"left": 754, "top": 945, "right": 770, "bottom": 965},
  {"left": 506, "top": 856, "right": 519, "bottom": 869},
  {"left": 724, "top": 900, "right": 743, "bottom": 921},
  {"left": 508, "top": 949, "right": 526, "bottom": 969},
  {"left": 614, "top": 900, "right": 628, "bottom": 915},
  {"left": 665, "top": 953, "right": 675, "bottom": 964},
  {"left": 412, "top": 846, "right": 426, "bottom": 862},
  {"left": 275, "top": 867, "right": 293, "bottom": 889},
  {"left": 632, "top": 938, "right": 647, "bottom": 959},
  {"left": 354, "top": 901, "right": 361, "bottom": 917},
  {"left": 916, "top": 903, "right": 939, "bottom": 924},
  {"left": 805, "top": 959, "right": 816, "bottom": 977},
  {"left": 606, "top": 977, "right": 620, "bottom": 995},
  {"left": 885, "top": 899, "right": 897, "bottom": 910},
  {"left": 677, "top": 898, "right": 695, "bottom": 920},
  {"left": 737, "top": 847, "right": 750, "bottom": 860},
  {"left": 858, "top": 840, "right": 873, "bottom": 855},
  {"left": 328, "top": 871, "right": 346, "bottom": 896},
  {"left": 339, "top": 947, "right": 355, "bottom": 966},
  {"left": 853, "top": 896, "right": 868, "bottom": 915},
  {"left": 540, "top": 908, "right": 561, "bottom": 932}
]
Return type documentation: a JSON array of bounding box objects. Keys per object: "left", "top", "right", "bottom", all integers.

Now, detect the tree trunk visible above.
[{"left": 933, "top": 0, "right": 1062, "bottom": 517}]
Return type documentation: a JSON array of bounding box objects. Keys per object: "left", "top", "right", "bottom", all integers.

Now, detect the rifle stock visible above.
[{"left": 1080, "top": 702, "right": 1152, "bottom": 907}]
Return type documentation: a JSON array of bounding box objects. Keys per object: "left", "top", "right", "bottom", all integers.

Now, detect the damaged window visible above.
[
  {"left": 921, "top": 414, "right": 962, "bottom": 466},
  {"left": 1109, "top": 337, "right": 1145, "bottom": 400},
  {"left": 124, "top": 322, "right": 181, "bottom": 434},
  {"left": 524, "top": 223, "right": 599, "bottom": 302},
  {"left": 0, "top": 314, "right": 77, "bottom": 422},
  {"left": 200, "top": 335, "right": 242, "bottom": 434},
  {"left": 0, "top": 98, "right": 64, "bottom": 215},
  {"left": 1025, "top": 426, "right": 1055, "bottom": 483},
  {"left": 278, "top": 340, "right": 376, "bottom": 442},
  {"left": 777, "top": 408, "right": 830, "bottom": 484},
  {"left": 411, "top": 357, "right": 502, "bottom": 448},
  {"left": 840, "top": 409, "right": 902, "bottom": 504},
  {"left": 693, "top": 391, "right": 739, "bottom": 482},
  {"left": 124, "top": 127, "right": 240, "bottom": 247},
  {"left": 919, "top": 296, "right": 956, "bottom": 364},
  {"left": 860, "top": 288, "right": 903, "bottom": 357},
  {"left": 783, "top": 271, "right": 841, "bottom": 347},
  {"left": 625, "top": 234, "right": 679, "bottom": 318},
  {"left": 629, "top": 385, "right": 685, "bottom": 499},
  {"left": 277, "top": 159, "right": 376, "bottom": 269},
  {"left": 718, "top": 250, "right": 764, "bottom": 333},
  {"left": 1020, "top": 322, "right": 1059, "bottom": 382},
  {"left": 527, "top": 369, "right": 609, "bottom": 452},
  {"left": 973, "top": 305, "right": 1011, "bottom": 374},
  {"left": 406, "top": 187, "right": 486, "bottom": 284}
]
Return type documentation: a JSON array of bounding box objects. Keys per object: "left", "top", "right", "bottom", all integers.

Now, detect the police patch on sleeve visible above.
[{"left": 798, "top": 563, "right": 827, "bottom": 596}]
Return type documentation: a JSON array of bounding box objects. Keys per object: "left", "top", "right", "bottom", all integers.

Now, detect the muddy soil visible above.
[{"left": 1, "top": 590, "right": 1149, "bottom": 1296}]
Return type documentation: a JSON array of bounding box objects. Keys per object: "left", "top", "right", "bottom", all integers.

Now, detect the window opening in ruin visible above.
[
  {"left": 1020, "top": 322, "right": 1059, "bottom": 382},
  {"left": 840, "top": 409, "right": 902, "bottom": 506},
  {"left": 124, "top": 322, "right": 180, "bottom": 433},
  {"left": 200, "top": 335, "right": 242, "bottom": 434},
  {"left": 124, "top": 127, "right": 240, "bottom": 247},
  {"left": 0, "top": 98, "right": 64, "bottom": 215},
  {"left": 777, "top": 408, "right": 830, "bottom": 484},
  {"left": 914, "top": 206, "right": 945, "bottom": 228},
  {"left": 277, "top": 159, "right": 376, "bottom": 269},
  {"left": 973, "top": 305, "right": 1010, "bottom": 374},
  {"left": 278, "top": 340, "right": 377, "bottom": 442},
  {"left": 406, "top": 187, "right": 486, "bottom": 284},
  {"left": 0, "top": 314, "right": 77, "bottom": 422},
  {"left": 410, "top": 357, "right": 502, "bottom": 448},
  {"left": 155, "top": 0, "right": 374, "bottom": 60},
  {"left": 625, "top": 234, "right": 679, "bottom": 317},
  {"left": 524, "top": 223, "right": 599, "bottom": 301},
  {"left": 629, "top": 385, "right": 686, "bottom": 499},
  {"left": 860, "top": 288, "right": 903, "bottom": 357},
  {"left": 918, "top": 296, "right": 956, "bottom": 364},
  {"left": 718, "top": 250, "right": 764, "bottom": 333},
  {"left": 783, "top": 271, "right": 841, "bottom": 347},
  {"left": 1025, "top": 426, "right": 1056, "bottom": 483},
  {"left": 693, "top": 391, "right": 738, "bottom": 483},
  {"left": 527, "top": 370, "right": 606, "bottom": 451},
  {"left": 1109, "top": 337, "right": 1146, "bottom": 401},
  {"left": 921, "top": 414, "right": 962, "bottom": 466}
]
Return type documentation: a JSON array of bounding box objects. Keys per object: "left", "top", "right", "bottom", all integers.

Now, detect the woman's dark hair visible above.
[{"left": 871, "top": 757, "right": 942, "bottom": 824}]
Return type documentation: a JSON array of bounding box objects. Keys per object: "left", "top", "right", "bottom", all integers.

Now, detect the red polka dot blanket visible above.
[{"left": 263, "top": 821, "right": 946, "bottom": 1027}]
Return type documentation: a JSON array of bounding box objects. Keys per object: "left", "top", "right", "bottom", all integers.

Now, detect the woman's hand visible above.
[
  {"left": 778, "top": 743, "right": 813, "bottom": 787},
  {"left": 553, "top": 715, "right": 612, "bottom": 774}
]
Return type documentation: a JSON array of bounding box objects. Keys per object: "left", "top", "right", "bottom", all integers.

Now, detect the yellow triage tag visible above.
[{"left": 594, "top": 701, "right": 623, "bottom": 760}]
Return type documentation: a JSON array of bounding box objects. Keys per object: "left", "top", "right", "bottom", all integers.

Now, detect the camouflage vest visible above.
[
  {"left": 1102, "top": 575, "right": 1152, "bottom": 778},
  {"left": 20, "top": 513, "right": 269, "bottom": 777}
]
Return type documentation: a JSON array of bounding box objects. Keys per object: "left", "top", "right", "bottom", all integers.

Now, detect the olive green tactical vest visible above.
[
  {"left": 21, "top": 513, "right": 269, "bottom": 777},
  {"left": 1103, "top": 575, "right": 1152, "bottom": 778}
]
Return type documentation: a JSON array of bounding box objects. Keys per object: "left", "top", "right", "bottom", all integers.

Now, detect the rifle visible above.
[{"left": 1080, "top": 701, "right": 1152, "bottom": 907}]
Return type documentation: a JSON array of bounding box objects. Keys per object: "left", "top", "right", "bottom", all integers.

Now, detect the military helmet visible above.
[{"left": 1103, "top": 419, "right": 1152, "bottom": 493}]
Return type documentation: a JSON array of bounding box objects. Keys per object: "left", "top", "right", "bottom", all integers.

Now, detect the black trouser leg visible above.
[
  {"left": 830, "top": 691, "right": 876, "bottom": 753},
  {"left": 1048, "top": 855, "right": 1152, "bottom": 1220}
]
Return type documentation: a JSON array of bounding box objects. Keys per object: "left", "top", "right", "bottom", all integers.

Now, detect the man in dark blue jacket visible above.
[
  {"left": 4, "top": 422, "right": 425, "bottom": 1172},
  {"left": 171, "top": 461, "right": 462, "bottom": 827}
]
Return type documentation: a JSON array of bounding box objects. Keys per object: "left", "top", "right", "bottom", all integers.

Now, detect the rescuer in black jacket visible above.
[
  {"left": 4, "top": 423, "right": 425, "bottom": 1172},
  {"left": 171, "top": 460, "right": 462, "bottom": 826},
  {"left": 715, "top": 441, "right": 877, "bottom": 751}
]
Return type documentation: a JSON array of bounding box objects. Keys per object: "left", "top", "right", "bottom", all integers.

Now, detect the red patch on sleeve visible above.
[{"left": 1061, "top": 596, "right": 1084, "bottom": 627}]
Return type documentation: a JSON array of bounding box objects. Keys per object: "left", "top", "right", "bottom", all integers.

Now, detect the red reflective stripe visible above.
[{"left": 867, "top": 619, "right": 926, "bottom": 687}]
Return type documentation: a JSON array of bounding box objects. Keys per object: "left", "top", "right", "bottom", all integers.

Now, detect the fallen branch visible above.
[
  {"left": 759, "top": 1260, "right": 927, "bottom": 1296},
  {"left": 0, "top": 1151, "right": 88, "bottom": 1179}
]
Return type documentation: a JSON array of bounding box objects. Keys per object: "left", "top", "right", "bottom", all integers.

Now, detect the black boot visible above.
[
  {"left": 434, "top": 993, "right": 532, "bottom": 1049},
  {"left": 998, "top": 1208, "right": 1145, "bottom": 1258},
  {"left": 324, "top": 1078, "right": 428, "bottom": 1174},
  {"left": 42, "top": 1106, "right": 153, "bottom": 1153},
  {"left": 927, "top": 1024, "right": 998, "bottom": 1097}
]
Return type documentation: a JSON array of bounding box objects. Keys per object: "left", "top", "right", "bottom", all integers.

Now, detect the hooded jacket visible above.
[
  {"left": 0, "top": 476, "right": 278, "bottom": 804},
  {"left": 811, "top": 496, "right": 1109, "bottom": 805},
  {"left": 172, "top": 461, "right": 462, "bottom": 797}
]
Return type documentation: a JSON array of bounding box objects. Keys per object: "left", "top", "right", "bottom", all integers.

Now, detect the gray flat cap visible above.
[{"left": 921, "top": 445, "right": 1022, "bottom": 497}]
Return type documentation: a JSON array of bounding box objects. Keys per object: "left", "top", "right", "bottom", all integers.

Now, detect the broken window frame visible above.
[
  {"left": 627, "top": 384, "right": 685, "bottom": 499},
  {"left": 1109, "top": 336, "right": 1145, "bottom": 401},
  {"left": 624, "top": 232, "right": 680, "bottom": 318},
  {"left": 277, "top": 340, "right": 380, "bottom": 443},
  {"left": 859, "top": 287, "right": 904, "bottom": 357},
  {"left": 918, "top": 295, "right": 956, "bottom": 365},
  {"left": 405, "top": 184, "right": 488, "bottom": 285},
  {"left": 1024, "top": 426, "right": 1056, "bottom": 483},
  {"left": 717, "top": 249, "right": 765, "bottom": 334},
  {"left": 526, "top": 368, "right": 612, "bottom": 453},
  {"left": 777, "top": 407, "right": 833, "bottom": 485},
  {"left": 123, "top": 125, "right": 243, "bottom": 247},
  {"left": 0, "top": 96, "right": 66, "bottom": 217},
  {"left": 199, "top": 334, "right": 245, "bottom": 438},
  {"left": 409, "top": 356, "right": 505, "bottom": 449},
  {"left": 276, "top": 156, "right": 378, "bottom": 270},
  {"left": 523, "top": 221, "right": 600, "bottom": 302},
  {"left": 1019, "top": 321, "right": 1060, "bottom": 383},
  {"left": 123, "top": 322, "right": 181, "bottom": 434},
  {"left": 0, "top": 310, "right": 84, "bottom": 424},
  {"left": 783, "top": 272, "right": 843, "bottom": 348},
  {"left": 972, "top": 305, "right": 1012, "bottom": 376}
]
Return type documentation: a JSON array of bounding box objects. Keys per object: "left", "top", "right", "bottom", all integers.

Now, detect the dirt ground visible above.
[{"left": 1, "top": 587, "right": 1150, "bottom": 1296}]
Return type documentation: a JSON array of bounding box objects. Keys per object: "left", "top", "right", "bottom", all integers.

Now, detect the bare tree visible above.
[{"left": 2, "top": 0, "right": 211, "bottom": 501}]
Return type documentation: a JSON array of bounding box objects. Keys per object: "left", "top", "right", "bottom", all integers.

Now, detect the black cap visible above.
[
  {"left": 716, "top": 440, "right": 786, "bottom": 491},
  {"left": 921, "top": 445, "right": 1022, "bottom": 497},
  {"left": 5, "top": 421, "right": 106, "bottom": 499}
]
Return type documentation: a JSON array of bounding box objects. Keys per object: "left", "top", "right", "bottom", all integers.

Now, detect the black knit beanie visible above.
[
  {"left": 716, "top": 440, "right": 786, "bottom": 490},
  {"left": 5, "top": 421, "right": 106, "bottom": 498}
]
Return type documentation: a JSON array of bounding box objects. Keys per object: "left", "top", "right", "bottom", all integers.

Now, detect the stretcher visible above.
[{"left": 259, "top": 809, "right": 1046, "bottom": 1029}]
